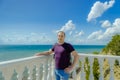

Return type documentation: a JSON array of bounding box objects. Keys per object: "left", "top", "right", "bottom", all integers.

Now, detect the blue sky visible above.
[{"left": 0, "top": 0, "right": 120, "bottom": 45}]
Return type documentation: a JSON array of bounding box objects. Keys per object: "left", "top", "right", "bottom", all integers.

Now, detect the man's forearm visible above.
[
  {"left": 71, "top": 55, "right": 79, "bottom": 68},
  {"left": 35, "top": 51, "right": 50, "bottom": 56}
]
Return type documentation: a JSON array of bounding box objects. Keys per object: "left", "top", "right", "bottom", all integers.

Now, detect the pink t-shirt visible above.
[{"left": 52, "top": 42, "right": 75, "bottom": 69}]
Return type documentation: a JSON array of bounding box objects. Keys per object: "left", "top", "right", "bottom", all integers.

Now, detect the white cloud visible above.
[
  {"left": 88, "top": 30, "right": 103, "bottom": 39},
  {"left": 98, "top": 28, "right": 118, "bottom": 40},
  {"left": 78, "top": 30, "right": 84, "bottom": 36},
  {"left": 0, "top": 33, "right": 53, "bottom": 44},
  {"left": 113, "top": 18, "right": 120, "bottom": 27},
  {"left": 58, "top": 20, "right": 75, "bottom": 32},
  {"left": 101, "top": 20, "right": 111, "bottom": 28},
  {"left": 88, "top": 18, "right": 120, "bottom": 42},
  {"left": 69, "top": 31, "right": 73, "bottom": 36},
  {"left": 74, "top": 30, "right": 84, "bottom": 37},
  {"left": 87, "top": 0, "right": 115, "bottom": 22},
  {"left": 74, "top": 39, "right": 86, "bottom": 44},
  {"left": 99, "top": 18, "right": 120, "bottom": 40}
]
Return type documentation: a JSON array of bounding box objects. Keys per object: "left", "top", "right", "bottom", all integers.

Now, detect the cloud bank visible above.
[
  {"left": 57, "top": 20, "right": 75, "bottom": 32},
  {"left": 87, "top": 0, "right": 115, "bottom": 22},
  {"left": 88, "top": 18, "right": 120, "bottom": 42}
]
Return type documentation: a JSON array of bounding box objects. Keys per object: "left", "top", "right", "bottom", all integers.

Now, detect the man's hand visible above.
[{"left": 64, "top": 65, "right": 74, "bottom": 73}]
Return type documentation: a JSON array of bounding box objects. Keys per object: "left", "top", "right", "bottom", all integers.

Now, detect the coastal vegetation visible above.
[
  {"left": 101, "top": 34, "right": 120, "bottom": 80},
  {"left": 83, "top": 34, "right": 120, "bottom": 80},
  {"left": 102, "top": 34, "right": 120, "bottom": 56}
]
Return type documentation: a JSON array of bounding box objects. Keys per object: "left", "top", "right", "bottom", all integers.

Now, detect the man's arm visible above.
[
  {"left": 64, "top": 51, "right": 79, "bottom": 73},
  {"left": 35, "top": 49, "right": 53, "bottom": 56},
  {"left": 71, "top": 51, "right": 79, "bottom": 68}
]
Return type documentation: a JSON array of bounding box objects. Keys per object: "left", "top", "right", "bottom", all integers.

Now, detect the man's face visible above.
[{"left": 57, "top": 32, "right": 65, "bottom": 43}]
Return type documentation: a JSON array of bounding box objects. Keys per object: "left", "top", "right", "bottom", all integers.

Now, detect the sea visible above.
[{"left": 0, "top": 45, "right": 105, "bottom": 62}]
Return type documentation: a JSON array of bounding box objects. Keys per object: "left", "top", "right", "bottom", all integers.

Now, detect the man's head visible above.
[{"left": 57, "top": 31, "right": 65, "bottom": 43}]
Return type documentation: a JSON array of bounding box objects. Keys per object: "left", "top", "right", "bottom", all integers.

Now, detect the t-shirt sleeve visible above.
[
  {"left": 69, "top": 44, "right": 75, "bottom": 53},
  {"left": 51, "top": 44, "right": 56, "bottom": 51},
  {"left": 51, "top": 46, "right": 54, "bottom": 51}
]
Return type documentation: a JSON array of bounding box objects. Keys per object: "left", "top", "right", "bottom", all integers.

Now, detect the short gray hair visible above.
[{"left": 57, "top": 31, "right": 65, "bottom": 36}]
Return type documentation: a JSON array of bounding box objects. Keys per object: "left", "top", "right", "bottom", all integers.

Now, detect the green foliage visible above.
[
  {"left": 93, "top": 58, "right": 100, "bottom": 80},
  {"left": 93, "top": 51, "right": 100, "bottom": 55},
  {"left": 84, "top": 57, "right": 100, "bottom": 80},
  {"left": 102, "top": 34, "right": 120, "bottom": 56},
  {"left": 84, "top": 57, "right": 90, "bottom": 80},
  {"left": 83, "top": 34, "right": 120, "bottom": 80},
  {"left": 115, "top": 59, "right": 119, "bottom": 66}
]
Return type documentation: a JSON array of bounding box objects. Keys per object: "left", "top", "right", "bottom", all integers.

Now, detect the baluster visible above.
[
  {"left": 2, "top": 67, "right": 14, "bottom": 80},
  {"left": 11, "top": 70, "right": 18, "bottom": 80},
  {"left": 38, "top": 64, "right": 44, "bottom": 80},
  {"left": 22, "top": 67, "right": 29, "bottom": 80},
  {"left": 98, "top": 58, "right": 104, "bottom": 80},
  {"left": 89, "top": 57, "right": 94, "bottom": 80},
  {"left": 46, "top": 57, "right": 50, "bottom": 80},
  {"left": 46, "top": 63, "right": 51, "bottom": 80},
  {"left": 15, "top": 65, "right": 24, "bottom": 80},
  {"left": 109, "top": 58, "right": 115, "bottom": 80},
  {"left": 80, "top": 57, "right": 85, "bottom": 80},
  {"left": 16, "top": 66, "right": 24, "bottom": 80},
  {"left": 17, "top": 72, "right": 23, "bottom": 80},
  {"left": 51, "top": 59, "right": 55, "bottom": 80},
  {"left": 43, "top": 60, "right": 49, "bottom": 80},
  {"left": 32, "top": 66, "right": 36, "bottom": 80},
  {"left": 28, "top": 66, "right": 34, "bottom": 80},
  {"left": 0, "top": 71, "right": 5, "bottom": 80},
  {"left": 72, "top": 68, "right": 77, "bottom": 80},
  {"left": 35, "top": 65, "right": 39, "bottom": 80},
  {"left": 47, "top": 56, "right": 53, "bottom": 80},
  {"left": 76, "top": 60, "right": 81, "bottom": 80},
  {"left": 42, "top": 64, "right": 45, "bottom": 80}
]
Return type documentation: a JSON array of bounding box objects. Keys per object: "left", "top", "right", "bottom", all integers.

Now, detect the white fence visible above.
[
  {"left": 0, "top": 55, "right": 54, "bottom": 80},
  {"left": 79, "top": 54, "right": 120, "bottom": 80},
  {"left": 0, "top": 54, "right": 120, "bottom": 80}
]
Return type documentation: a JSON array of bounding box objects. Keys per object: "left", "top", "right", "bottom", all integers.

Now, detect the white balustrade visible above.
[
  {"left": 0, "top": 53, "right": 120, "bottom": 80},
  {"left": 0, "top": 55, "right": 53, "bottom": 80},
  {"left": 78, "top": 53, "right": 120, "bottom": 80}
]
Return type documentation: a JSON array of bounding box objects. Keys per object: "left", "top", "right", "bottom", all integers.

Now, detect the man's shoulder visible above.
[
  {"left": 64, "top": 42, "right": 75, "bottom": 52},
  {"left": 64, "top": 42, "right": 73, "bottom": 46}
]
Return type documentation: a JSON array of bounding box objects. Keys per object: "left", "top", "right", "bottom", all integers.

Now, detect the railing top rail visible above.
[
  {"left": 0, "top": 53, "right": 120, "bottom": 66},
  {"left": 78, "top": 53, "right": 120, "bottom": 59},
  {"left": 0, "top": 55, "right": 52, "bottom": 66}
]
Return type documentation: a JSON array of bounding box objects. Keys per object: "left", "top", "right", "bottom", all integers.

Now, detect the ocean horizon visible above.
[{"left": 0, "top": 45, "right": 105, "bottom": 62}]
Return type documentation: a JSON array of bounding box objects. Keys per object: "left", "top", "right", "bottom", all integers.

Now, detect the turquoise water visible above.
[{"left": 0, "top": 45, "right": 105, "bottom": 61}]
